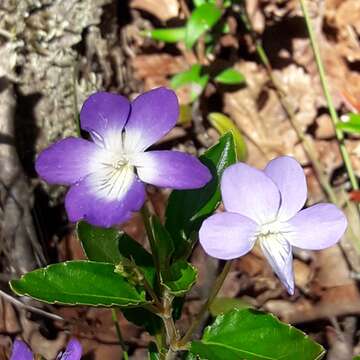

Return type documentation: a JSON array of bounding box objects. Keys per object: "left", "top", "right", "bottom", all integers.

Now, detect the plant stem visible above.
[
  {"left": 299, "top": 0, "right": 359, "bottom": 191},
  {"left": 141, "top": 205, "right": 162, "bottom": 288},
  {"left": 157, "top": 289, "right": 179, "bottom": 360},
  {"left": 111, "top": 308, "right": 129, "bottom": 360},
  {"left": 178, "top": 261, "right": 232, "bottom": 347},
  {"left": 130, "top": 259, "right": 163, "bottom": 309}
]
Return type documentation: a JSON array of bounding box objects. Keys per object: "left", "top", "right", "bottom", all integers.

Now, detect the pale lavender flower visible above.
[
  {"left": 36, "top": 88, "right": 211, "bottom": 227},
  {"left": 199, "top": 156, "right": 347, "bottom": 295},
  {"left": 10, "top": 338, "right": 82, "bottom": 360}
]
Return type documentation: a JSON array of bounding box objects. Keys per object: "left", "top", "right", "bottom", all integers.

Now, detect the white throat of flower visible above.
[
  {"left": 92, "top": 148, "right": 135, "bottom": 201},
  {"left": 255, "top": 220, "right": 284, "bottom": 242},
  {"left": 254, "top": 218, "right": 293, "bottom": 291}
]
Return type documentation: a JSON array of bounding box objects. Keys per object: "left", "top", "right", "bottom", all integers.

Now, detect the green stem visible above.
[
  {"left": 111, "top": 308, "right": 129, "bottom": 360},
  {"left": 157, "top": 290, "right": 178, "bottom": 360},
  {"left": 130, "top": 259, "right": 163, "bottom": 309},
  {"left": 141, "top": 205, "right": 162, "bottom": 288},
  {"left": 299, "top": 0, "right": 359, "bottom": 191},
  {"left": 178, "top": 261, "right": 232, "bottom": 347}
]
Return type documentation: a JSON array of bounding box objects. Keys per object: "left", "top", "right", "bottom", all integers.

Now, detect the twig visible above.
[
  {"left": 111, "top": 308, "right": 129, "bottom": 360},
  {"left": 0, "top": 290, "right": 64, "bottom": 322},
  {"left": 0, "top": 28, "right": 13, "bottom": 40}
]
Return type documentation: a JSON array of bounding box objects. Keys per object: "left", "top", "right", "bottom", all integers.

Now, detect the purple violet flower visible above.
[
  {"left": 199, "top": 156, "right": 347, "bottom": 295},
  {"left": 36, "top": 88, "right": 211, "bottom": 228},
  {"left": 10, "top": 338, "right": 82, "bottom": 360}
]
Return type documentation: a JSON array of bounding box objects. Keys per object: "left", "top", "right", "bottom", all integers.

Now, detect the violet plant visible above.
[
  {"left": 199, "top": 156, "right": 347, "bottom": 295},
  {"left": 9, "top": 86, "right": 347, "bottom": 360},
  {"left": 35, "top": 88, "right": 211, "bottom": 228}
]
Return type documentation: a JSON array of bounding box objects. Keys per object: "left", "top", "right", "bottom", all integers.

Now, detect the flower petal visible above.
[
  {"left": 286, "top": 203, "right": 347, "bottom": 250},
  {"left": 131, "top": 150, "right": 211, "bottom": 189},
  {"left": 58, "top": 339, "right": 82, "bottom": 360},
  {"left": 10, "top": 340, "right": 33, "bottom": 360},
  {"left": 65, "top": 172, "right": 145, "bottom": 228},
  {"left": 260, "top": 235, "right": 294, "bottom": 295},
  {"left": 199, "top": 212, "right": 257, "bottom": 260},
  {"left": 264, "top": 156, "right": 307, "bottom": 221},
  {"left": 124, "top": 88, "right": 179, "bottom": 152},
  {"left": 221, "top": 163, "right": 280, "bottom": 224},
  {"left": 80, "top": 92, "right": 130, "bottom": 146},
  {"left": 36, "top": 137, "right": 103, "bottom": 185}
]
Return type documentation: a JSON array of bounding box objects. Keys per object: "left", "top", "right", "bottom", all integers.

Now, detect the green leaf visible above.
[
  {"left": 185, "top": 3, "right": 222, "bottom": 48},
  {"left": 77, "top": 221, "right": 153, "bottom": 264},
  {"left": 193, "top": 0, "right": 216, "bottom": 7},
  {"left": 353, "top": 356, "right": 360, "bottom": 360},
  {"left": 190, "top": 309, "right": 325, "bottom": 360},
  {"left": 170, "top": 64, "right": 209, "bottom": 101},
  {"left": 208, "top": 112, "right": 247, "bottom": 160},
  {"left": 122, "top": 307, "right": 162, "bottom": 335},
  {"left": 171, "top": 64, "right": 202, "bottom": 88},
  {"left": 117, "top": 232, "right": 156, "bottom": 287},
  {"left": 214, "top": 68, "right": 246, "bottom": 85},
  {"left": 336, "top": 113, "right": 360, "bottom": 134},
  {"left": 77, "top": 221, "right": 155, "bottom": 285},
  {"left": 117, "top": 233, "right": 153, "bottom": 266},
  {"left": 172, "top": 296, "right": 185, "bottom": 320},
  {"left": 150, "top": 216, "right": 174, "bottom": 271},
  {"left": 209, "top": 297, "right": 252, "bottom": 316},
  {"left": 10, "top": 261, "right": 148, "bottom": 307},
  {"left": 144, "top": 27, "right": 186, "bottom": 43},
  {"left": 162, "top": 260, "right": 197, "bottom": 296},
  {"left": 77, "top": 221, "right": 122, "bottom": 263},
  {"left": 165, "top": 133, "right": 236, "bottom": 259},
  {"left": 178, "top": 104, "right": 193, "bottom": 125},
  {"left": 148, "top": 342, "right": 160, "bottom": 360}
]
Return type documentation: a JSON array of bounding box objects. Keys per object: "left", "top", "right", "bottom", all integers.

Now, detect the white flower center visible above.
[
  {"left": 255, "top": 220, "right": 288, "bottom": 243},
  {"left": 92, "top": 150, "right": 135, "bottom": 201}
]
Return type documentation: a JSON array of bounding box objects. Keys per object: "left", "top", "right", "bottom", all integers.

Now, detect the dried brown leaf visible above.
[{"left": 130, "top": 0, "right": 179, "bottom": 21}]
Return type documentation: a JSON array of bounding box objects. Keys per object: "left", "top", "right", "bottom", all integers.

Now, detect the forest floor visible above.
[{"left": 1, "top": 0, "right": 360, "bottom": 359}]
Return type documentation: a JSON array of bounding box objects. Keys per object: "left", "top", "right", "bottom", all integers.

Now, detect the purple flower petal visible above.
[
  {"left": 58, "top": 339, "right": 82, "bottom": 360},
  {"left": 221, "top": 163, "right": 280, "bottom": 224},
  {"left": 264, "top": 156, "right": 307, "bottom": 221},
  {"left": 124, "top": 88, "right": 178, "bottom": 152},
  {"left": 10, "top": 340, "right": 33, "bottom": 360},
  {"left": 260, "top": 236, "right": 294, "bottom": 295},
  {"left": 287, "top": 203, "right": 347, "bottom": 250},
  {"left": 131, "top": 150, "right": 211, "bottom": 189},
  {"left": 199, "top": 212, "right": 257, "bottom": 260},
  {"left": 36, "top": 137, "right": 103, "bottom": 185},
  {"left": 65, "top": 172, "right": 145, "bottom": 228},
  {"left": 80, "top": 92, "right": 130, "bottom": 145}
]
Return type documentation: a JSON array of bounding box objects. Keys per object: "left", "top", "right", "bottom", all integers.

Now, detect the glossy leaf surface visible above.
[
  {"left": 10, "top": 261, "right": 148, "bottom": 307},
  {"left": 185, "top": 3, "right": 222, "bottom": 48},
  {"left": 214, "top": 68, "right": 245, "bottom": 85},
  {"left": 208, "top": 112, "right": 247, "bottom": 160},
  {"left": 191, "top": 309, "right": 325, "bottom": 360}
]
